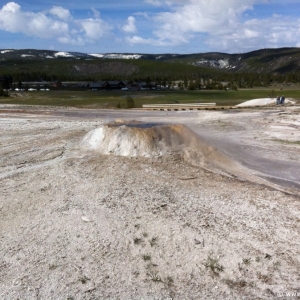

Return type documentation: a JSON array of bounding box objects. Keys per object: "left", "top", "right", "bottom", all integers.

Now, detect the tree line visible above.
[{"left": 3, "top": 70, "right": 300, "bottom": 91}]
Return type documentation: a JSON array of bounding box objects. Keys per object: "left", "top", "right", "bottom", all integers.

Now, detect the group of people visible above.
[{"left": 276, "top": 95, "right": 285, "bottom": 105}]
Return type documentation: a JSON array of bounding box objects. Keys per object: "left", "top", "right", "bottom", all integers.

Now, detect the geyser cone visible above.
[
  {"left": 81, "top": 121, "right": 240, "bottom": 175},
  {"left": 81, "top": 120, "right": 300, "bottom": 195}
]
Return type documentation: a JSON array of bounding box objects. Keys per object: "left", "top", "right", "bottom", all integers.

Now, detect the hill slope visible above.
[{"left": 0, "top": 48, "right": 300, "bottom": 81}]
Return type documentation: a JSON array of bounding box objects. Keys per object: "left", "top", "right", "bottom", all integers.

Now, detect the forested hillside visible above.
[{"left": 1, "top": 48, "right": 300, "bottom": 88}]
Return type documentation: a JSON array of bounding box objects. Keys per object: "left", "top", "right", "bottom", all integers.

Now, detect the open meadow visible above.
[{"left": 3, "top": 87, "right": 300, "bottom": 108}]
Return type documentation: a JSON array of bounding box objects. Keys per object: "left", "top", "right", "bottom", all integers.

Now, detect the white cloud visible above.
[
  {"left": 129, "top": 0, "right": 260, "bottom": 47},
  {"left": 134, "top": 12, "right": 151, "bottom": 20},
  {"left": 207, "top": 15, "right": 300, "bottom": 52},
  {"left": 126, "top": 35, "right": 163, "bottom": 46},
  {"left": 79, "top": 18, "right": 111, "bottom": 40},
  {"left": 2, "top": 1, "right": 20, "bottom": 13},
  {"left": 126, "top": 35, "right": 150, "bottom": 44},
  {"left": 1, "top": 1, "right": 299, "bottom": 53},
  {"left": 57, "top": 35, "right": 85, "bottom": 46},
  {"left": 243, "top": 29, "right": 259, "bottom": 39},
  {"left": 91, "top": 8, "right": 100, "bottom": 19},
  {"left": 206, "top": 15, "right": 300, "bottom": 52},
  {"left": 129, "top": 0, "right": 300, "bottom": 52},
  {"left": 0, "top": 2, "right": 112, "bottom": 45},
  {"left": 49, "top": 6, "right": 71, "bottom": 20},
  {"left": 156, "top": 0, "right": 257, "bottom": 37},
  {"left": 144, "top": 0, "right": 161, "bottom": 6},
  {"left": 122, "top": 16, "right": 137, "bottom": 33},
  {"left": 0, "top": 2, "right": 69, "bottom": 38}
]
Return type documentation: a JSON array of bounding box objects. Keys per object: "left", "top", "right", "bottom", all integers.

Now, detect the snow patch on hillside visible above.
[
  {"left": 54, "top": 52, "right": 74, "bottom": 58},
  {"left": 90, "top": 54, "right": 105, "bottom": 58},
  {"left": 1, "top": 50, "right": 13, "bottom": 54},
  {"left": 89, "top": 53, "right": 142, "bottom": 59},
  {"left": 191, "top": 58, "right": 240, "bottom": 69},
  {"left": 191, "top": 58, "right": 231, "bottom": 68},
  {"left": 218, "top": 59, "right": 230, "bottom": 68}
]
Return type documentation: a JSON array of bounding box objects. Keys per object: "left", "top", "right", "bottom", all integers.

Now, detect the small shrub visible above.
[
  {"left": 79, "top": 276, "right": 90, "bottom": 284},
  {"left": 49, "top": 264, "right": 58, "bottom": 270},
  {"left": 0, "top": 88, "right": 9, "bottom": 97},
  {"left": 134, "top": 237, "right": 143, "bottom": 245},
  {"left": 265, "top": 253, "right": 272, "bottom": 260},
  {"left": 148, "top": 271, "right": 162, "bottom": 282},
  {"left": 269, "top": 89, "right": 276, "bottom": 98},
  {"left": 150, "top": 237, "right": 158, "bottom": 247},
  {"left": 224, "top": 278, "right": 247, "bottom": 289},
  {"left": 142, "top": 254, "right": 151, "bottom": 261},
  {"left": 166, "top": 276, "right": 174, "bottom": 286},
  {"left": 243, "top": 258, "right": 251, "bottom": 265},
  {"left": 204, "top": 255, "right": 224, "bottom": 275},
  {"left": 126, "top": 95, "right": 135, "bottom": 108},
  {"left": 257, "top": 272, "right": 272, "bottom": 283}
]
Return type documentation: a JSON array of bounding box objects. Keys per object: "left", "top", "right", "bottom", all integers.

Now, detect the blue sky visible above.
[{"left": 0, "top": 0, "right": 299, "bottom": 54}]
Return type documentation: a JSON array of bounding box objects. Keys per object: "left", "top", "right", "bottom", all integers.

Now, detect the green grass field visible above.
[{"left": 1, "top": 88, "right": 300, "bottom": 108}]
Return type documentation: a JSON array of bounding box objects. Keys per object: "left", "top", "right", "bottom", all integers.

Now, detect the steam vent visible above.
[{"left": 81, "top": 120, "right": 241, "bottom": 176}]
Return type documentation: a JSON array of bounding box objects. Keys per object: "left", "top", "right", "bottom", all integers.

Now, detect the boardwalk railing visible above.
[{"left": 142, "top": 103, "right": 216, "bottom": 110}]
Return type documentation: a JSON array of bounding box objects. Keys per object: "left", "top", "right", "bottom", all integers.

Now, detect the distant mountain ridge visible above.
[{"left": 1, "top": 47, "right": 300, "bottom": 77}]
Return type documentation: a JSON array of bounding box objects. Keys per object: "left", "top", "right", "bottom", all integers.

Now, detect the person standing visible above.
[{"left": 276, "top": 96, "right": 280, "bottom": 105}]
